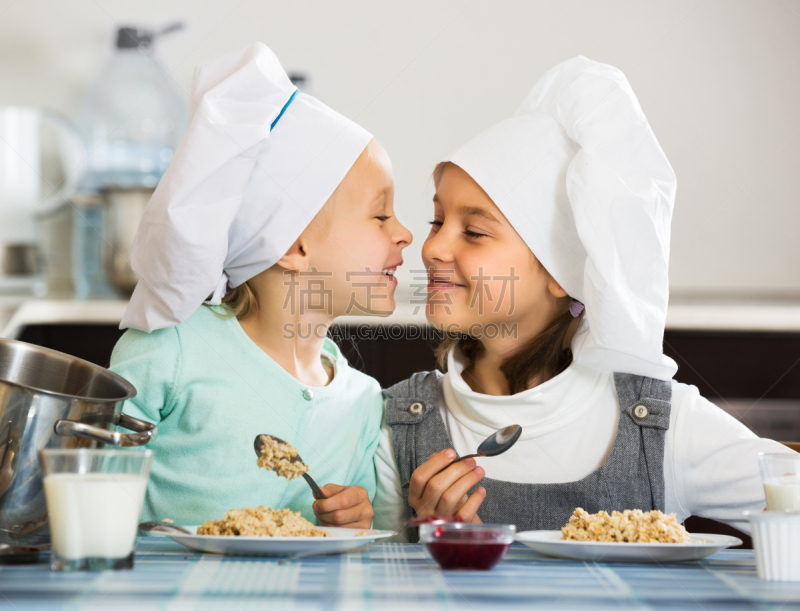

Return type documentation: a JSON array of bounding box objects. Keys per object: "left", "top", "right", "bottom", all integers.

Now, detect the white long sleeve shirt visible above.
[{"left": 373, "top": 348, "right": 790, "bottom": 534}]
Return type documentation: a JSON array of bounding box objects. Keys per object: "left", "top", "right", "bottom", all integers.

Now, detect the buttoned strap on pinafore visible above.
[{"left": 384, "top": 370, "right": 672, "bottom": 535}]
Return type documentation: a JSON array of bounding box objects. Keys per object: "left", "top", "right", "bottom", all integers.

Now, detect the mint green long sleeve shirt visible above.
[{"left": 109, "top": 305, "right": 382, "bottom": 525}]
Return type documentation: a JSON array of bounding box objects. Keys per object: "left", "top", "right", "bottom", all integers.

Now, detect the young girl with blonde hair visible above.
[{"left": 111, "top": 42, "right": 411, "bottom": 528}]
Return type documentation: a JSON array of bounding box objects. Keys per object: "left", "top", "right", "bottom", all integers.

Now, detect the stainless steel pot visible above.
[{"left": 0, "top": 338, "right": 156, "bottom": 543}]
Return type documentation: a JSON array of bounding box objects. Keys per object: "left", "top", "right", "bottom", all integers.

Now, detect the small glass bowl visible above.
[{"left": 419, "top": 522, "right": 516, "bottom": 570}]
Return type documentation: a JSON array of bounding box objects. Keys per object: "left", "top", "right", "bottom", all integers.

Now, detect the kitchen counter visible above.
[
  {"left": 0, "top": 297, "right": 23, "bottom": 339},
  {"left": 0, "top": 295, "right": 430, "bottom": 339},
  {"left": 4, "top": 294, "right": 800, "bottom": 339},
  {"left": 6, "top": 294, "right": 799, "bottom": 399},
  {"left": 1, "top": 298, "right": 129, "bottom": 339},
  {"left": 667, "top": 297, "right": 800, "bottom": 332}
]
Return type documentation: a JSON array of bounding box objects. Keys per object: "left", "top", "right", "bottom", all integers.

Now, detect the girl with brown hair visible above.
[{"left": 373, "top": 56, "right": 788, "bottom": 536}]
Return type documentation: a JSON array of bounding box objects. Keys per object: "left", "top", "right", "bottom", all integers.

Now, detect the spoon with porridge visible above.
[{"left": 254, "top": 434, "right": 327, "bottom": 499}]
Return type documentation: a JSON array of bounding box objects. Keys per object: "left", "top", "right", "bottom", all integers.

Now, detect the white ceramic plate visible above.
[
  {"left": 515, "top": 531, "right": 742, "bottom": 563},
  {"left": 161, "top": 526, "right": 393, "bottom": 556}
]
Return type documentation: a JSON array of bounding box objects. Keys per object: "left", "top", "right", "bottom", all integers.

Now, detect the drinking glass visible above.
[
  {"left": 39, "top": 449, "right": 153, "bottom": 571},
  {"left": 758, "top": 453, "right": 800, "bottom": 511}
]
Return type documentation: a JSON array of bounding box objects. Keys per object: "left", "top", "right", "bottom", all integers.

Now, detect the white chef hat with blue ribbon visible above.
[
  {"left": 444, "top": 56, "right": 678, "bottom": 381},
  {"left": 121, "top": 42, "right": 372, "bottom": 332}
]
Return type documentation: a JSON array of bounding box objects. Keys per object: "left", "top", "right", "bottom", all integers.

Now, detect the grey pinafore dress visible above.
[{"left": 384, "top": 370, "right": 672, "bottom": 533}]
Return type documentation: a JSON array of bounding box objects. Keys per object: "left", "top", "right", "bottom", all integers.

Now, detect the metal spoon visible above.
[
  {"left": 254, "top": 435, "right": 327, "bottom": 500},
  {"left": 401, "top": 424, "right": 522, "bottom": 488},
  {"left": 138, "top": 522, "right": 192, "bottom": 536}
]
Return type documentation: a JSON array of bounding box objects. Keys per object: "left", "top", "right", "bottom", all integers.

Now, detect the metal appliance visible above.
[
  {"left": 0, "top": 338, "right": 156, "bottom": 544},
  {"left": 103, "top": 187, "right": 154, "bottom": 295},
  {"left": 0, "top": 107, "right": 84, "bottom": 295}
]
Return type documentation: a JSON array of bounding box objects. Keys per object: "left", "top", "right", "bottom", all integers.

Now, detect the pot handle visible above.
[{"left": 54, "top": 413, "right": 157, "bottom": 447}]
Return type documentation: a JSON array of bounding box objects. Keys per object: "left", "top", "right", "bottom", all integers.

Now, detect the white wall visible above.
[{"left": 2, "top": 0, "right": 799, "bottom": 297}]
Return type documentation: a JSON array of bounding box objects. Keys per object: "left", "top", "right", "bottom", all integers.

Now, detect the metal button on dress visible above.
[
  {"left": 408, "top": 402, "right": 426, "bottom": 416},
  {"left": 633, "top": 404, "right": 649, "bottom": 419},
  {"left": 302, "top": 389, "right": 314, "bottom": 401}
]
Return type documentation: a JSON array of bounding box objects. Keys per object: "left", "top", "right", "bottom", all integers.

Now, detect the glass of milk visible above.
[
  {"left": 758, "top": 453, "right": 800, "bottom": 511},
  {"left": 39, "top": 449, "right": 153, "bottom": 571}
]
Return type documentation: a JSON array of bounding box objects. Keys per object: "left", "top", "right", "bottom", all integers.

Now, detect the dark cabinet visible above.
[{"left": 20, "top": 323, "right": 800, "bottom": 409}]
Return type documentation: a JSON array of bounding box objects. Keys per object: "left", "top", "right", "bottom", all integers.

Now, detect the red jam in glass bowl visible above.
[{"left": 419, "top": 522, "right": 516, "bottom": 570}]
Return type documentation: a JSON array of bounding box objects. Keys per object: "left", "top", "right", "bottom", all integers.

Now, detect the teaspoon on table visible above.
[
  {"left": 401, "top": 424, "right": 522, "bottom": 489},
  {"left": 254, "top": 435, "right": 328, "bottom": 500}
]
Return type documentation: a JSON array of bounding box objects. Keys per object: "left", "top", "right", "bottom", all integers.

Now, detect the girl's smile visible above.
[
  {"left": 427, "top": 270, "right": 466, "bottom": 291},
  {"left": 381, "top": 263, "right": 401, "bottom": 284}
]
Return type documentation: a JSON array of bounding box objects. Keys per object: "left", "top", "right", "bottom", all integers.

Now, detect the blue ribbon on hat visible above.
[{"left": 270, "top": 89, "right": 298, "bottom": 130}]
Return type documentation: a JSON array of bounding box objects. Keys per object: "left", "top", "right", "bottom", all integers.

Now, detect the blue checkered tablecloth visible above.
[{"left": 1, "top": 539, "right": 800, "bottom": 610}]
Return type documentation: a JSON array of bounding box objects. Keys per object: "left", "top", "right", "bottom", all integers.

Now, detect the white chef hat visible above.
[
  {"left": 121, "top": 42, "right": 372, "bottom": 332},
  {"left": 445, "top": 56, "right": 677, "bottom": 380}
]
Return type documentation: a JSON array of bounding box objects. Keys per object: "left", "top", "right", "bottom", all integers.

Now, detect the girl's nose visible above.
[
  {"left": 422, "top": 226, "right": 453, "bottom": 263},
  {"left": 392, "top": 218, "right": 413, "bottom": 249}
]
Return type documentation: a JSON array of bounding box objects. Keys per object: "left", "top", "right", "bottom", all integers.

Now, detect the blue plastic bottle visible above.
[
  {"left": 74, "top": 25, "right": 187, "bottom": 298},
  {"left": 77, "top": 25, "right": 187, "bottom": 192}
]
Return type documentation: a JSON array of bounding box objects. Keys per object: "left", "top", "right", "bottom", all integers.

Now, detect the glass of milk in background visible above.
[
  {"left": 39, "top": 449, "right": 153, "bottom": 571},
  {"left": 758, "top": 453, "right": 800, "bottom": 511}
]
